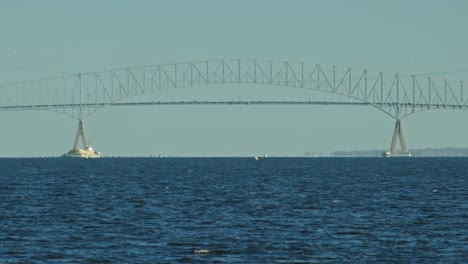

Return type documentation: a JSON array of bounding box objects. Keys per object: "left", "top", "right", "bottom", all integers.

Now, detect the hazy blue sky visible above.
[{"left": 1, "top": 0, "right": 468, "bottom": 157}]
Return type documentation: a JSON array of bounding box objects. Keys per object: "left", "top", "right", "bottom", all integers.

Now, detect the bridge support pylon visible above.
[
  {"left": 64, "top": 120, "right": 102, "bottom": 158},
  {"left": 384, "top": 119, "right": 411, "bottom": 157}
]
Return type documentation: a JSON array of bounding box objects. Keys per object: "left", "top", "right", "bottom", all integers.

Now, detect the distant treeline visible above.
[{"left": 330, "top": 147, "right": 468, "bottom": 157}]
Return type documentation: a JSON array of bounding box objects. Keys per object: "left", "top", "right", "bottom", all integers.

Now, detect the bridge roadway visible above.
[{"left": 0, "top": 100, "right": 464, "bottom": 111}]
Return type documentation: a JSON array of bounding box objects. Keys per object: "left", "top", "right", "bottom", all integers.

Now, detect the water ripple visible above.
[{"left": 0, "top": 157, "right": 467, "bottom": 263}]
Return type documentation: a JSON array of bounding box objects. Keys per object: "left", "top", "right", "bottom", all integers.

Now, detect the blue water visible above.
[{"left": 1, "top": 158, "right": 467, "bottom": 263}]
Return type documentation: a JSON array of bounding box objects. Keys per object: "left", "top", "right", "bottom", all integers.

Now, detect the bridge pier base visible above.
[
  {"left": 64, "top": 120, "right": 102, "bottom": 158},
  {"left": 384, "top": 119, "right": 411, "bottom": 157}
]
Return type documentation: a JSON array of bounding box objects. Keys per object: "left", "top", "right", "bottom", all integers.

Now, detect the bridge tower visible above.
[
  {"left": 63, "top": 74, "right": 102, "bottom": 158},
  {"left": 384, "top": 119, "right": 411, "bottom": 157},
  {"left": 64, "top": 120, "right": 101, "bottom": 158}
]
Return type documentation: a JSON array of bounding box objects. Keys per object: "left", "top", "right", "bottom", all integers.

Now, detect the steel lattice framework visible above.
[{"left": 0, "top": 59, "right": 466, "bottom": 120}]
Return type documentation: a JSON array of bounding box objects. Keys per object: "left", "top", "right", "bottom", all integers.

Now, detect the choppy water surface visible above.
[{"left": 1, "top": 158, "right": 467, "bottom": 263}]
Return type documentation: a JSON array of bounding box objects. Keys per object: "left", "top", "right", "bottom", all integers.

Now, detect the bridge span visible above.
[{"left": 1, "top": 59, "right": 466, "bottom": 157}]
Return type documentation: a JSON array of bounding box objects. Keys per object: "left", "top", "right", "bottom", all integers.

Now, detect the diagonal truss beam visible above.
[{"left": 0, "top": 59, "right": 466, "bottom": 120}]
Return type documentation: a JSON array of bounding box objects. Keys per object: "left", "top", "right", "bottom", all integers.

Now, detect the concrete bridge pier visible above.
[
  {"left": 384, "top": 119, "right": 411, "bottom": 157},
  {"left": 64, "top": 120, "right": 102, "bottom": 158}
]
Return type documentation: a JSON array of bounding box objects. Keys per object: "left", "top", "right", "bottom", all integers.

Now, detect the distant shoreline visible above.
[
  {"left": 2, "top": 151, "right": 468, "bottom": 159},
  {"left": 328, "top": 147, "right": 468, "bottom": 157}
]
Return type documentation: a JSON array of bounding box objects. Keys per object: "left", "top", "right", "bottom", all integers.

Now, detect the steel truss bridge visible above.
[{"left": 1, "top": 59, "right": 466, "bottom": 156}]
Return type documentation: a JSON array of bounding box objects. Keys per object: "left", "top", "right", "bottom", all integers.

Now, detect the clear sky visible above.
[{"left": 1, "top": 0, "right": 468, "bottom": 157}]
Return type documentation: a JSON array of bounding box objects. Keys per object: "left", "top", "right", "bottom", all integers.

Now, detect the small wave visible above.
[{"left": 331, "top": 199, "right": 344, "bottom": 203}]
